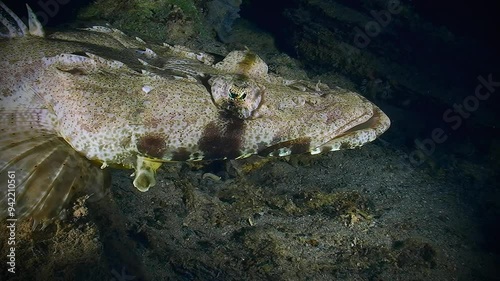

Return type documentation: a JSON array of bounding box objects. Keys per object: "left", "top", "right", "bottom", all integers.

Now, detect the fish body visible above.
[{"left": 0, "top": 2, "right": 390, "bottom": 226}]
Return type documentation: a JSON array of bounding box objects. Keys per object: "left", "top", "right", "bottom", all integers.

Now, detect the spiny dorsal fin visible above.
[
  {"left": 0, "top": 1, "right": 28, "bottom": 37},
  {"left": 26, "top": 4, "right": 44, "bottom": 37},
  {"left": 0, "top": 1, "right": 44, "bottom": 38}
]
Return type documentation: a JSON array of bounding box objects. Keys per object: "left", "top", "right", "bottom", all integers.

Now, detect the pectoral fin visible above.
[{"left": 0, "top": 110, "right": 110, "bottom": 229}]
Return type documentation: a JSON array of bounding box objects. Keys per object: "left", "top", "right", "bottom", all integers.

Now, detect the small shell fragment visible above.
[{"left": 142, "top": 85, "right": 152, "bottom": 94}]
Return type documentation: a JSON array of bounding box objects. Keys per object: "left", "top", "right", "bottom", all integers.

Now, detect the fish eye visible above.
[
  {"left": 229, "top": 85, "right": 247, "bottom": 100},
  {"left": 209, "top": 75, "right": 263, "bottom": 119}
]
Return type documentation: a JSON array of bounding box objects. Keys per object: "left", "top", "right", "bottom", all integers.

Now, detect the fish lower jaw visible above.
[{"left": 132, "top": 155, "right": 163, "bottom": 192}]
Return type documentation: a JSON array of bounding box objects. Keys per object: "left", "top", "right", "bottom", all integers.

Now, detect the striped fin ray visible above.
[{"left": 0, "top": 110, "right": 110, "bottom": 229}]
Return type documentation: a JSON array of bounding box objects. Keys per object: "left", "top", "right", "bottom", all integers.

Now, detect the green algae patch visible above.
[{"left": 78, "top": 0, "right": 204, "bottom": 43}]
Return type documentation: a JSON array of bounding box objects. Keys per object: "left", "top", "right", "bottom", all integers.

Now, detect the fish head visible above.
[{"left": 202, "top": 50, "right": 391, "bottom": 159}]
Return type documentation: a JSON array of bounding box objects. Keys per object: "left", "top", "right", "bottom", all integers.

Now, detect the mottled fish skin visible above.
[{"left": 0, "top": 2, "right": 390, "bottom": 226}]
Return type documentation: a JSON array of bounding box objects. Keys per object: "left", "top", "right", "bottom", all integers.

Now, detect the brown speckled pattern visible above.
[
  {"left": 1, "top": 33, "right": 390, "bottom": 165},
  {"left": 0, "top": 2, "right": 390, "bottom": 223}
]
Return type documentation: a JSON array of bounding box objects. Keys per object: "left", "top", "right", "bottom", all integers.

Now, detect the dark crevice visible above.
[{"left": 239, "top": 0, "right": 300, "bottom": 54}]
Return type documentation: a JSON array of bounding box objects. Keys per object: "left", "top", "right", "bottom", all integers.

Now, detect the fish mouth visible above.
[
  {"left": 342, "top": 105, "right": 390, "bottom": 137},
  {"left": 311, "top": 105, "right": 391, "bottom": 154},
  {"left": 256, "top": 104, "right": 390, "bottom": 158}
]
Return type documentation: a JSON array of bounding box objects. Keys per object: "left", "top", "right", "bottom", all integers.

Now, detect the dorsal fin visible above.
[
  {"left": 0, "top": 1, "right": 44, "bottom": 38},
  {"left": 0, "top": 1, "right": 28, "bottom": 37},
  {"left": 26, "top": 4, "right": 44, "bottom": 37}
]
